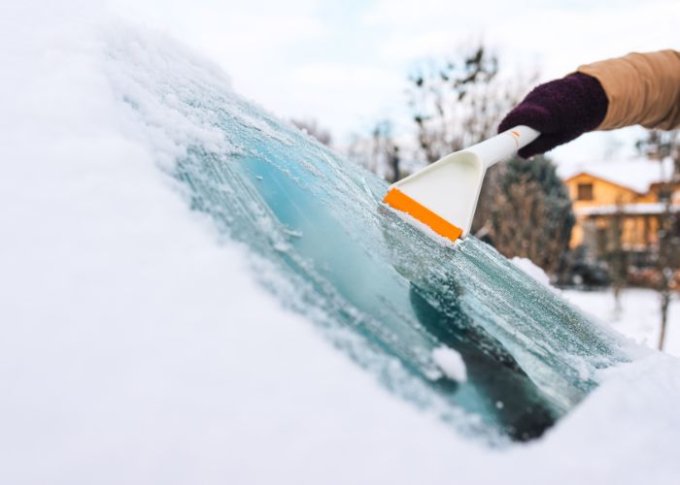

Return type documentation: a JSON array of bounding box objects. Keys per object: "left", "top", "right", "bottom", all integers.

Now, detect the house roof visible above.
[
  {"left": 576, "top": 202, "right": 680, "bottom": 217},
  {"left": 559, "top": 157, "right": 674, "bottom": 194}
]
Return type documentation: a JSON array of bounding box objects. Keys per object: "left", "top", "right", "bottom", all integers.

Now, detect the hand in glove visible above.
[{"left": 498, "top": 72, "right": 608, "bottom": 158}]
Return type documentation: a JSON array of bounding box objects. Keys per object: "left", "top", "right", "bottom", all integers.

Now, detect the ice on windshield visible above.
[{"left": 107, "top": 29, "right": 636, "bottom": 443}]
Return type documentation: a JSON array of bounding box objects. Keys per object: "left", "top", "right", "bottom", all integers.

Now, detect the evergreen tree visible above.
[{"left": 484, "top": 156, "right": 575, "bottom": 276}]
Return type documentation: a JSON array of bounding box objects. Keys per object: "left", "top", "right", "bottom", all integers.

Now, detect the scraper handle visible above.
[
  {"left": 469, "top": 125, "right": 540, "bottom": 169},
  {"left": 505, "top": 125, "right": 541, "bottom": 150}
]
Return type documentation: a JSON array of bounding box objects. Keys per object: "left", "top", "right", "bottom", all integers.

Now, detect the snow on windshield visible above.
[
  {"left": 101, "top": 19, "right": 636, "bottom": 442},
  {"left": 6, "top": 6, "right": 680, "bottom": 484}
]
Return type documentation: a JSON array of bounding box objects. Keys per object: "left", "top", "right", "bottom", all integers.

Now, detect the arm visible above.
[
  {"left": 578, "top": 50, "right": 680, "bottom": 130},
  {"left": 499, "top": 50, "right": 680, "bottom": 158}
]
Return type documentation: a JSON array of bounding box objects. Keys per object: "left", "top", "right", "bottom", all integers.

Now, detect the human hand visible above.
[{"left": 498, "top": 72, "right": 608, "bottom": 158}]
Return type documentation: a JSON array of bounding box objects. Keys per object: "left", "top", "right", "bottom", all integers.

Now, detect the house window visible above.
[{"left": 577, "top": 183, "right": 594, "bottom": 201}]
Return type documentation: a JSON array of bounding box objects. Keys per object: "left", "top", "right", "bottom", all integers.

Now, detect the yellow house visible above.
[{"left": 562, "top": 158, "right": 679, "bottom": 253}]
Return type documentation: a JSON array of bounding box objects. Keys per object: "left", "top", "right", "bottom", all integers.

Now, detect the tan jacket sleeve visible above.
[{"left": 577, "top": 50, "right": 680, "bottom": 130}]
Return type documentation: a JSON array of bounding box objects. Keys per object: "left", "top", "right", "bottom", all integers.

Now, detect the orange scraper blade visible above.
[{"left": 383, "top": 188, "right": 463, "bottom": 243}]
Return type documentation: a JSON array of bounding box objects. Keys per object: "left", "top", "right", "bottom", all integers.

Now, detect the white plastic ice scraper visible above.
[{"left": 383, "top": 125, "right": 540, "bottom": 242}]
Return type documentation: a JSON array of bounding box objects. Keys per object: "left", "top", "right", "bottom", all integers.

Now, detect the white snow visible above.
[
  {"left": 563, "top": 288, "right": 680, "bottom": 358},
  {"left": 576, "top": 202, "right": 680, "bottom": 217},
  {"left": 512, "top": 257, "right": 680, "bottom": 357},
  {"left": 432, "top": 346, "right": 467, "bottom": 382},
  {"left": 3, "top": 3, "right": 680, "bottom": 484},
  {"left": 0, "top": 6, "right": 469, "bottom": 484},
  {"left": 511, "top": 256, "right": 558, "bottom": 292}
]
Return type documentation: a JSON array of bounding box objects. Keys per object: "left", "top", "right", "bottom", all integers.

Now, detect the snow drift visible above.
[{"left": 2, "top": 3, "right": 680, "bottom": 484}]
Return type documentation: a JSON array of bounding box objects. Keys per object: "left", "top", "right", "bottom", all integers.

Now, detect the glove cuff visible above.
[{"left": 565, "top": 72, "right": 608, "bottom": 131}]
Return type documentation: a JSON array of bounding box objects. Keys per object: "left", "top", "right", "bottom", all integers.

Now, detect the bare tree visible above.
[
  {"left": 405, "top": 44, "right": 538, "bottom": 236},
  {"left": 657, "top": 202, "right": 676, "bottom": 350},
  {"left": 347, "top": 120, "right": 402, "bottom": 183},
  {"left": 352, "top": 43, "right": 535, "bottom": 185},
  {"left": 406, "top": 44, "right": 536, "bottom": 163},
  {"left": 637, "top": 129, "right": 680, "bottom": 350},
  {"left": 350, "top": 44, "right": 575, "bottom": 275},
  {"left": 488, "top": 156, "right": 575, "bottom": 276},
  {"left": 603, "top": 198, "right": 628, "bottom": 319},
  {"left": 372, "top": 121, "right": 402, "bottom": 183},
  {"left": 291, "top": 118, "right": 333, "bottom": 147}
]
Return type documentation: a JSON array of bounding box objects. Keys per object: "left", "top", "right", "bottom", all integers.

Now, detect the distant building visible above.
[{"left": 562, "top": 158, "right": 679, "bottom": 262}]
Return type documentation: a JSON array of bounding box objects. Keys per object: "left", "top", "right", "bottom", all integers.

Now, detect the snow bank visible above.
[
  {"left": 564, "top": 288, "right": 680, "bottom": 357},
  {"left": 485, "top": 353, "right": 680, "bottom": 484},
  {"left": 511, "top": 257, "right": 555, "bottom": 290},
  {"left": 0, "top": 5, "right": 474, "bottom": 484},
  {"left": 2, "top": 3, "right": 680, "bottom": 484}
]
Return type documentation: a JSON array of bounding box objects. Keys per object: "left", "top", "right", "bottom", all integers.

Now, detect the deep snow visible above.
[
  {"left": 2, "top": 3, "right": 680, "bottom": 484},
  {"left": 512, "top": 259, "right": 679, "bottom": 357},
  {"left": 564, "top": 289, "right": 680, "bottom": 358}
]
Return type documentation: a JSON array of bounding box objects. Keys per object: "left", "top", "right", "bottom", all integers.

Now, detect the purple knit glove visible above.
[{"left": 498, "top": 72, "right": 608, "bottom": 158}]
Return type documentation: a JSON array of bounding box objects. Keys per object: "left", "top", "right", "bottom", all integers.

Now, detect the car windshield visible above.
[{"left": 113, "top": 39, "right": 634, "bottom": 444}]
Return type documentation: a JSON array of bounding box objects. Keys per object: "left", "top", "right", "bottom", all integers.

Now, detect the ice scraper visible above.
[{"left": 383, "top": 125, "right": 539, "bottom": 242}]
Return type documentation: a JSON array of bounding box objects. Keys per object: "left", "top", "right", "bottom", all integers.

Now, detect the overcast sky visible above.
[{"left": 107, "top": 0, "right": 679, "bottom": 163}]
